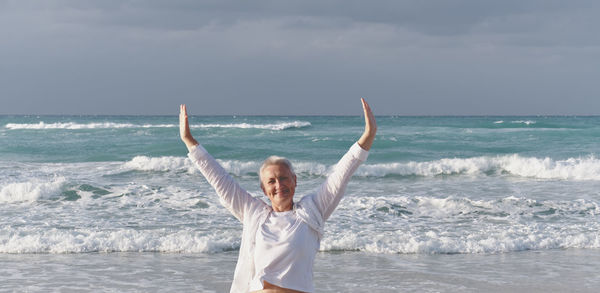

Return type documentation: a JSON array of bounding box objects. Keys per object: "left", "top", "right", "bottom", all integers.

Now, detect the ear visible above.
[
  {"left": 293, "top": 174, "right": 297, "bottom": 187},
  {"left": 260, "top": 182, "right": 266, "bottom": 195}
]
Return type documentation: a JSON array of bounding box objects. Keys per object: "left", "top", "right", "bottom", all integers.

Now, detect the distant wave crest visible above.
[
  {"left": 492, "top": 120, "right": 536, "bottom": 126},
  {"left": 5, "top": 121, "right": 311, "bottom": 131},
  {"left": 511, "top": 120, "right": 536, "bottom": 125},
  {"left": 4, "top": 122, "right": 176, "bottom": 130},
  {"left": 191, "top": 121, "right": 311, "bottom": 130}
]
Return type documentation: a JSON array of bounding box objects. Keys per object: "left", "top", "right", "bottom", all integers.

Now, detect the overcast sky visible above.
[{"left": 1, "top": 0, "right": 599, "bottom": 115}]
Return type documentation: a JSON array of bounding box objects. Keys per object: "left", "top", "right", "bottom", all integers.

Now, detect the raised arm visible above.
[
  {"left": 180, "top": 104, "right": 264, "bottom": 222},
  {"left": 305, "top": 98, "right": 376, "bottom": 221}
]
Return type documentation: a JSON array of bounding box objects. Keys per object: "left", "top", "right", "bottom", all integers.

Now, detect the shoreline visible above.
[{"left": 2, "top": 249, "right": 599, "bottom": 292}]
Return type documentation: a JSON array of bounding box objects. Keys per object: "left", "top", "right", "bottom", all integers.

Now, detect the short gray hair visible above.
[{"left": 259, "top": 156, "right": 296, "bottom": 182}]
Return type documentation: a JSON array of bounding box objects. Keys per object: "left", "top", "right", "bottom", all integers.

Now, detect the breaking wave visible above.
[
  {"left": 191, "top": 121, "right": 311, "bottom": 130},
  {"left": 0, "top": 178, "right": 66, "bottom": 203},
  {"left": 493, "top": 120, "right": 537, "bottom": 125},
  {"left": 511, "top": 120, "right": 536, "bottom": 125},
  {"left": 121, "top": 156, "right": 327, "bottom": 177},
  {"left": 0, "top": 228, "right": 240, "bottom": 254},
  {"left": 356, "top": 154, "right": 600, "bottom": 180},
  {"left": 4, "top": 122, "right": 175, "bottom": 130},
  {"left": 121, "top": 154, "right": 600, "bottom": 180},
  {"left": 4, "top": 121, "right": 311, "bottom": 131}
]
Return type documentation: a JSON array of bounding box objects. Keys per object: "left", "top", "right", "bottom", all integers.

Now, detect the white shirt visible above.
[
  {"left": 188, "top": 142, "right": 368, "bottom": 293},
  {"left": 249, "top": 210, "right": 319, "bottom": 292}
]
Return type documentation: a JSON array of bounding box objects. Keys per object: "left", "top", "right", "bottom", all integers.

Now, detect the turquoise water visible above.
[
  {"left": 1, "top": 115, "right": 600, "bottom": 255},
  {"left": 2, "top": 115, "right": 600, "bottom": 291},
  {"left": 3, "top": 115, "right": 600, "bottom": 163}
]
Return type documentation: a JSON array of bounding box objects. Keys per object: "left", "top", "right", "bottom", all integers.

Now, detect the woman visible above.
[{"left": 179, "top": 98, "right": 376, "bottom": 293}]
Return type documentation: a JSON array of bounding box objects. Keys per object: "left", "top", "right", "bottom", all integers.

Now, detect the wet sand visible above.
[{"left": 2, "top": 249, "right": 599, "bottom": 292}]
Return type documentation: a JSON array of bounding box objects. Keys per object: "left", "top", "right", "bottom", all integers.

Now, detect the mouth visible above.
[{"left": 274, "top": 189, "right": 290, "bottom": 197}]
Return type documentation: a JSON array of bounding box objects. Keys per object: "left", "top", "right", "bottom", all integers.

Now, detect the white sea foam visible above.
[
  {"left": 123, "top": 156, "right": 193, "bottom": 172},
  {"left": 511, "top": 120, "right": 536, "bottom": 125},
  {"left": 5, "top": 121, "right": 310, "bottom": 130},
  {"left": 122, "top": 156, "right": 257, "bottom": 176},
  {"left": 0, "top": 178, "right": 66, "bottom": 203},
  {"left": 321, "top": 196, "right": 600, "bottom": 254},
  {"left": 355, "top": 154, "right": 600, "bottom": 180},
  {"left": 4, "top": 122, "right": 176, "bottom": 130},
  {"left": 122, "top": 154, "right": 600, "bottom": 180},
  {"left": 217, "top": 160, "right": 261, "bottom": 176},
  {"left": 121, "top": 156, "right": 328, "bottom": 177},
  {"left": 0, "top": 227, "right": 240, "bottom": 254},
  {"left": 3, "top": 195, "right": 597, "bottom": 254},
  {"left": 191, "top": 121, "right": 311, "bottom": 130},
  {"left": 493, "top": 120, "right": 504, "bottom": 124},
  {"left": 320, "top": 228, "right": 600, "bottom": 254}
]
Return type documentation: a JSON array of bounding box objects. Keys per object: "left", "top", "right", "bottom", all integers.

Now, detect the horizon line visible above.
[{"left": 1, "top": 113, "right": 600, "bottom": 117}]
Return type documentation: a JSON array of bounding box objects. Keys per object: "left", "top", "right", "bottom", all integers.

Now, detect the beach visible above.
[{"left": 2, "top": 249, "right": 599, "bottom": 292}]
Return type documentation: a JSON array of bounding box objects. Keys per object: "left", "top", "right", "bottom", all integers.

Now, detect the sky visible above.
[{"left": 1, "top": 0, "right": 599, "bottom": 115}]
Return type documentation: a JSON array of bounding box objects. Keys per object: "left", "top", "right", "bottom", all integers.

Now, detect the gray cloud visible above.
[{"left": 1, "top": 0, "right": 599, "bottom": 115}]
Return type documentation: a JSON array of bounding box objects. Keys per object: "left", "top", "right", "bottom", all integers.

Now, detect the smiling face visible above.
[{"left": 260, "top": 163, "right": 297, "bottom": 212}]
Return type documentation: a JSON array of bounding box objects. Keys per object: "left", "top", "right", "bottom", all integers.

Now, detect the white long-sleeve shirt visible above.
[
  {"left": 249, "top": 209, "right": 320, "bottom": 292},
  {"left": 188, "top": 142, "right": 368, "bottom": 293}
]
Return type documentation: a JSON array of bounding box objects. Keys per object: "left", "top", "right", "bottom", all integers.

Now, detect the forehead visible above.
[{"left": 261, "top": 164, "right": 293, "bottom": 177}]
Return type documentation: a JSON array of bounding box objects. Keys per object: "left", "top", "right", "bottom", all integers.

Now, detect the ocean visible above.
[{"left": 1, "top": 115, "right": 599, "bottom": 292}]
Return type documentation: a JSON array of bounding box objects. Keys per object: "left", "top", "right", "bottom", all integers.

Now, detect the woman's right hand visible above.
[
  {"left": 179, "top": 104, "right": 199, "bottom": 151},
  {"left": 357, "top": 98, "right": 377, "bottom": 151}
]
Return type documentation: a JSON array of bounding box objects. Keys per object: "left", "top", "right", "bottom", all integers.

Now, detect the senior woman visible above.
[{"left": 179, "top": 99, "right": 376, "bottom": 293}]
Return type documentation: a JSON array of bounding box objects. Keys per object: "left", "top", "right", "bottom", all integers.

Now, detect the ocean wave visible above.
[
  {"left": 121, "top": 154, "right": 600, "bottom": 180},
  {"left": 122, "top": 156, "right": 259, "bottom": 176},
  {"left": 121, "top": 156, "right": 327, "bottom": 177},
  {"left": 123, "top": 156, "right": 194, "bottom": 172},
  {"left": 0, "top": 228, "right": 240, "bottom": 254},
  {"left": 190, "top": 121, "right": 311, "bottom": 130},
  {"left": 511, "top": 120, "right": 536, "bottom": 125},
  {"left": 492, "top": 120, "right": 539, "bottom": 127},
  {"left": 3, "top": 195, "right": 598, "bottom": 254},
  {"left": 0, "top": 178, "right": 66, "bottom": 203},
  {"left": 355, "top": 154, "right": 600, "bottom": 180},
  {"left": 4, "top": 121, "right": 311, "bottom": 131},
  {"left": 320, "top": 228, "right": 600, "bottom": 254},
  {"left": 341, "top": 196, "right": 600, "bottom": 222},
  {"left": 321, "top": 196, "right": 600, "bottom": 254},
  {"left": 4, "top": 122, "right": 176, "bottom": 130},
  {"left": 3, "top": 228, "right": 597, "bottom": 254}
]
